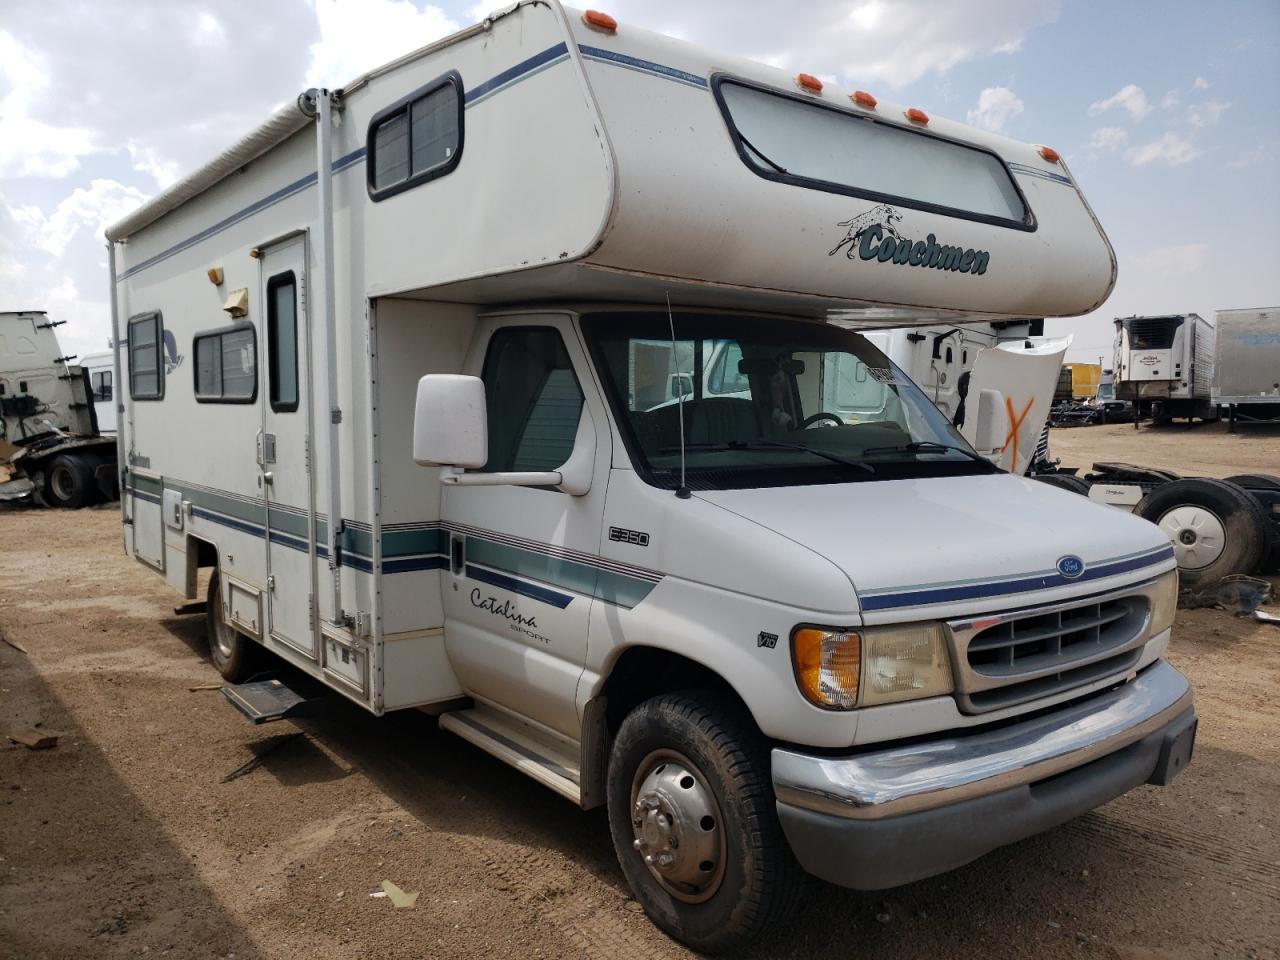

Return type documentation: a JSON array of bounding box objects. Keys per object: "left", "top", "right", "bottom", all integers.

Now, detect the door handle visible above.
[{"left": 262, "top": 472, "right": 274, "bottom": 485}]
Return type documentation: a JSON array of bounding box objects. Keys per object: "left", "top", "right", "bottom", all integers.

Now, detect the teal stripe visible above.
[{"left": 466, "top": 535, "right": 656, "bottom": 609}]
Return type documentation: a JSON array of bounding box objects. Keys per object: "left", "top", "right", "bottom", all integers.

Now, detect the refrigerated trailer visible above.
[
  {"left": 107, "top": 4, "right": 1196, "bottom": 951},
  {"left": 1113, "top": 313, "right": 1215, "bottom": 424},
  {"left": 1213, "top": 306, "right": 1280, "bottom": 430}
]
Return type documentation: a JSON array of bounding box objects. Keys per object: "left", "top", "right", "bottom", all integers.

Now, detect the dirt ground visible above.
[
  {"left": 2, "top": 427, "right": 1279, "bottom": 959},
  {"left": 1048, "top": 419, "right": 1279, "bottom": 479}
]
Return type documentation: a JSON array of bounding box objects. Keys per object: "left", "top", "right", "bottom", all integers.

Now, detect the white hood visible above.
[{"left": 697, "top": 474, "right": 1174, "bottom": 621}]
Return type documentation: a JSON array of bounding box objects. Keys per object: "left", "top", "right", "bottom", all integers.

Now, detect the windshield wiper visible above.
[
  {"left": 861, "top": 440, "right": 995, "bottom": 466},
  {"left": 660, "top": 439, "right": 874, "bottom": 474},
  {"left": 738, "top": 134, "right": 789, "bottom": 174}
]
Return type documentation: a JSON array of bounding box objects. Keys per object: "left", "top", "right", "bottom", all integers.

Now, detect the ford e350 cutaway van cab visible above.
[{"left": 107, "top": 4, "right": 1195, "bottom": 952}]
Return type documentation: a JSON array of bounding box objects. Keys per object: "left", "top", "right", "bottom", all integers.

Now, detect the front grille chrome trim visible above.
[{"left": 947, "top": 577, "right": 1161, "bottom": 714}]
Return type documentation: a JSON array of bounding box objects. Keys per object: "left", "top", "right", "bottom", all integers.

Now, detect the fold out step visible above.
[
  {"left": 439, "top": 705, "right": 581, "bottom": 804},
  {"left": 221, "top": 677, "right": 323, "bottom": 725}
]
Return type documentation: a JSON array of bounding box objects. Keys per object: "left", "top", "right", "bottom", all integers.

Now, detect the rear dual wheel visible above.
[{"left": 607, "top": 692, "right": 804, "bottom": 954}]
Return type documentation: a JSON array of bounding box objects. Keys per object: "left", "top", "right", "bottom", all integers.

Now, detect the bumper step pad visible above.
[{"left": 221, "top": 677, "right": 323, "bottom": 725}]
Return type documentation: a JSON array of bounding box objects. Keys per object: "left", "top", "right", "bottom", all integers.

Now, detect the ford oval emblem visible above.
[{"left": 1057, "top": 555, "right": 1085, "bottom": 579}]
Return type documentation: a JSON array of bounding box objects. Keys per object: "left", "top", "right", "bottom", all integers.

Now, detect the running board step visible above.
[
  {"left": 439, "top": 706, "right": 582, "bottom": 804},
  {"left": 222, "top": 677, "right": 323, "bottom": 725}
]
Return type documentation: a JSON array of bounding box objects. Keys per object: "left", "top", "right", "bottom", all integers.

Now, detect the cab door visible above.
[
  {"left": 258, "top": 238, "right": 317, "bottom": 658},
  {"left": 439, "top": 317, "right": 608, "bottom": 738}
]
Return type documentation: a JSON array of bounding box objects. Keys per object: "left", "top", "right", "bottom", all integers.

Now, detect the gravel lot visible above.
[{"left": 2, "top": 423, "right": 1278, "bottom": 960}]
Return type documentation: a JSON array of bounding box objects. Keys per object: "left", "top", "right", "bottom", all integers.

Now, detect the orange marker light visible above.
[
  {"left": 851, "top": 90, "right": 877, "bottom": 109},
  {"left": 905, "top": 107, "right": 929, "bottom": 125},
  {"left": 582, "top": 9, "right": 617, "bottom": 32},
  {"left": 795, "top": 73, "right": 823, "bottom": 93},
  {"left": 1038, "top": 145, "right": 1061, "bottom": 164}
]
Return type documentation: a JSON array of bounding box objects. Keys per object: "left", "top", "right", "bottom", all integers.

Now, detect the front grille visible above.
[{"left": 951, "top": 594, "right": 1150, "bottom": 714}]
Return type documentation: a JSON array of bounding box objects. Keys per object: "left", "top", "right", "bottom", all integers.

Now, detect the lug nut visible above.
[{"left": 633, "top": 839, "right": 642, "bottom": 850}]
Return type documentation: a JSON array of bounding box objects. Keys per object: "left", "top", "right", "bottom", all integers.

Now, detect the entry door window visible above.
[
  {"left": 267, "top": 272, "right": 299, "bottom": 412},
  {"left": 480, "top": 328, "right": 584, "bottom": 473}
]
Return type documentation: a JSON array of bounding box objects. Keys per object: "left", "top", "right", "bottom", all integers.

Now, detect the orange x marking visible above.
[{"left": 1001, "top": 396, "right": 1035, "bottom": 468}]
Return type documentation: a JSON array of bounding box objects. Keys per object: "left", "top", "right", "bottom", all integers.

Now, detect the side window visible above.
[
  {"left": 481, "top": 328, "right": 585, "bottom": 474},
  {"left": 707, "top": 340, "right": 749, "bottom": 395},
  {"left": 92, "top": 370, "right": 112, "bottom": 402},
  {"left": 367, "top": 72, "right": 463, "bottom": 200},
  {"left": 267, "top": 272, "right": 299, "bottom": 412},
  {"left": 194, "top": 325, "right": 257, "bottom": 403},
  {"left": 128, "top": 312, "right": 164, "bottom": 400}
]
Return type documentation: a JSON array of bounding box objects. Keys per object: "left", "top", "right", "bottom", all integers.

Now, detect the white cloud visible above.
[
  {"left": 14, "top": 179, "right": 149, "bottom": 257},
  {"left": 1160, "top": 90, "right": 1179, "bottom": 111},
  {"left": 1125, "top": 132, "right": 1200, "bottom": 166},
  {"left": 1187, "top": 99, "right": 1230, "bottom": 128},
  {"left": 1192, "top": 76, "right": 1210, "bottom": 90},
  {"left": 966, "top": 86, "right": 1024, "bottom": 132},
  {"left": 1088, "top": 84, "right": 1152, "bottom": 121},
  {"left": 607, "top": 0, "right": 1060, "bottom": 88},
  {"left": 1088, "top": 126, "right": 1128, "bottom": 153},
  {"left": 306, "top": 0, "right": 460, "bottom": 88},
  {"left": 0, "top": 30, "right": 100, "bottom": 179},
  {"left": 1126, "top": 243, "right": 1208, "bottom": 276}
]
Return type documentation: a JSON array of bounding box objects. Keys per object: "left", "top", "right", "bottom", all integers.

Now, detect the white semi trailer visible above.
[
  {"left": 1213, "top": 306, "right": 1280, "bottom": 430},
  {"left": 107, "top": 5, "right": 1195, "bottom": 951},
  {"left": 1113, "top": 313, "right": 1216, "bottom": 424}
]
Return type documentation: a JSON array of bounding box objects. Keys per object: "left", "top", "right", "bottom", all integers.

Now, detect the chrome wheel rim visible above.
[
  {"left": 629, "top": 749, "right": 726, "bottom": 903},
  {"left": 50, "top": 465, "right": 74, "bottom": 501},
  {"left": 211, "top": 582, "right": 235, "bottom": 659},
  {"left": 1158, "top": 505, "right": 1226, "bottom": 569}
]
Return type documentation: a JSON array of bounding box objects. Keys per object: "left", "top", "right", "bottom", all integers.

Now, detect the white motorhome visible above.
[
  {"left": 107, "top": 5, "right": 1195, "bottom": 951},
  {"left": 80, "top": 350, "right": 118, "bottom": 435},
  {"left": 1114, "top": 313, "right": 1215, "bottom": 423}
]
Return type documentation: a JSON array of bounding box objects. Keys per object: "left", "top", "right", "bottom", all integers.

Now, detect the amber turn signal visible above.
[
  {"left": 792, "top": 628, "right": 860, "bottom": 710},
  {"left": 582, "top": 9, "right": 617, "bottom": 32}
]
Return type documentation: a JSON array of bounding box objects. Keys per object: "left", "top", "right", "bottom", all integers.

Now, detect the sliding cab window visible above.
[
  {"left": 92, "top": 370, "right": 113, "bottom": 402},
  {"left": 267, "top": 271, "right": 299, "bottom": 412},
  {"left": 713, "top": 78, "right": 1032, "bottom": 229},
  {"left": 194, "top": 325, "right": 257, "bottom": 403},
  {"left": 128, "top": 312, "right": 165, "bottom": 400},
  {"left": 367, "top": 71, "right": 463, "bottom": 200}
]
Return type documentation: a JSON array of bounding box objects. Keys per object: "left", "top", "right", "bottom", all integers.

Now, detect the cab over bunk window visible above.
[
  {"left": 367, "top": 71, "right": 463, "bottom": 200},
  {"left": 194, "top": 325, "right": 257, "bottom": 403},
  {"left": 481, "top": 328, "right": 585, "bottom": 473},
  {"left": 128, "top": 312, "right": 164, "bottom": 400},
  {"left": 713, "top": 78, "right": 1032, "bottom": 230}
]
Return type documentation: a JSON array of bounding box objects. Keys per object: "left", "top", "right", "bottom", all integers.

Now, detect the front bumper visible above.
[{"left": 772, "top": 660, "right": 1196, "bottom": 889}]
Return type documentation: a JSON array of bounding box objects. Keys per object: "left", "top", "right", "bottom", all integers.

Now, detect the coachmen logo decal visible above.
[
  {"left": 1057, "top": 555, "right": 1086, "bottom": 578},
  {"left": 828, "top": 204, "right": 991, "bottom": 276}
]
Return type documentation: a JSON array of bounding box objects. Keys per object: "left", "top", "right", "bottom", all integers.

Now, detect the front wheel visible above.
[{"left": 606, "top": 692, "right": 804, "bottom": 954}]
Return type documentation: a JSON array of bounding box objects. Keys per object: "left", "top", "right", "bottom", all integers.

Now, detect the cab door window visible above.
[{"left": 480, "top": 328, "right": 584, "bottom": 473}]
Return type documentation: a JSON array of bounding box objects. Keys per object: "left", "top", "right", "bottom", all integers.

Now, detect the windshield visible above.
[{"left": 584, "top": 313, "right": 998, "bottom": 491}]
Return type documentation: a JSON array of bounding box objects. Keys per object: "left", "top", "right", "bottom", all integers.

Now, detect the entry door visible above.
[
  {"left": 259, "top": 239, "right": 316, "bottom": 658},
  {"left": 440, "top": 320, "right": 608, "bottom": 739}
]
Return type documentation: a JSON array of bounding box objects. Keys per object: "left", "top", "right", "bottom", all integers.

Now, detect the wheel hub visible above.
[
  {"left": 630, "top": 752, "right": 724, "bottom": 903},
  {"left": 1158, "top": 505, "right": 1226, "bottom": 570}
]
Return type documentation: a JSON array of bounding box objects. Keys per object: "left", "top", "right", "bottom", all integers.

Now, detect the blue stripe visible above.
[
  {"left": 466, "top": 564, "right": 574, "bottom": 609},
  {"left": 1008, "top": 161, "right": 1073, "bottom": 186},
  {"left": 385, "top": 555, "right": 449, "bottom": 574},
  {"left": 118, "top": 148, "right": 367, "bottom": 281},
  {"left": 860, "top": 546, "right": 1174, "bottom": 611},
  {"left": 465, "top": 42, "right": 568, "bottom": 104},
  {"left": 579, "top": 45, "right": 708, "bottom": 88}
]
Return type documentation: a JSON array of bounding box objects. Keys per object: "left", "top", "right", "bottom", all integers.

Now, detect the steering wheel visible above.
[{"left": 801, "top": 412, "right": 844, "bottom": 429}]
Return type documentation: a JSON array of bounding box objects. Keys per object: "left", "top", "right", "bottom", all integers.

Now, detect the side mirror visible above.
[
  {"left": 973, "top": 388, "right": 1006, "bottom": 454},
  {"left": 413, "top": 375, "right": 487, "bottom": 467}
]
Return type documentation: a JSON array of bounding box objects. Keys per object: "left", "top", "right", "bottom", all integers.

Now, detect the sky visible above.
[{"left": 2, "top": 0, "right": 1277, "bottom": 364}]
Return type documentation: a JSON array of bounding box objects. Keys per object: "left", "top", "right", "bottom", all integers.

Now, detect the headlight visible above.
[
  {"left": 861, "top": 621, "right": 953, "bottom": 706},
  {"left": 1147, "top": 569, "right": 1178, "bottom": 637},
  {"left": 791, "top": 621, "right": 954, "bottom": 710}
]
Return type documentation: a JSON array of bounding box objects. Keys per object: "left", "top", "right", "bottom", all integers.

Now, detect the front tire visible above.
[
  {"left": 606, "top": 691, "right": 804, "bottom": 954},
  {"left": 206, "top": 570, "right": 260, "bottom": 682}
]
